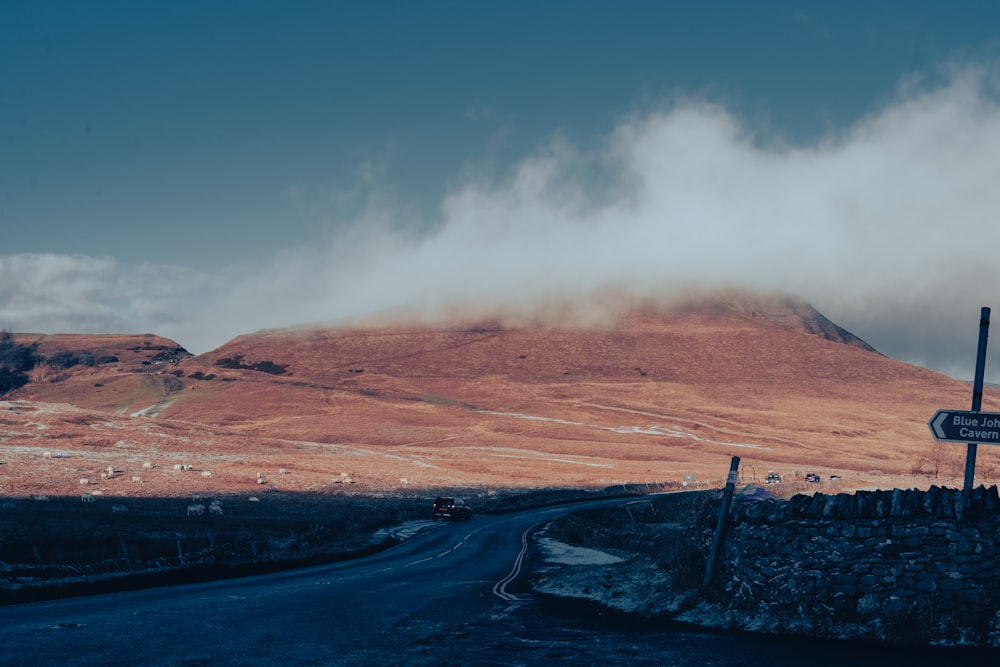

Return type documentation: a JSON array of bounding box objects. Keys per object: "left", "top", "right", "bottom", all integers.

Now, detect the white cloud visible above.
[
  {"left": 0, "top": 254, "right": 131, "bottom": 333},
  {"left": 0, "top": 253, "right": 218, "bottom": 348},
  {"left": 4, "top": 66, "right": 1000, "bottom": 381}
]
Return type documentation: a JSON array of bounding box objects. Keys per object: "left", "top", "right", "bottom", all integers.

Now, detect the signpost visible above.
[
  {"left": 927, "top": 307, "right": 991, "bottom": 493},
  {"left": 928, "top": 410, "right": 1000, "bottom": 445}
]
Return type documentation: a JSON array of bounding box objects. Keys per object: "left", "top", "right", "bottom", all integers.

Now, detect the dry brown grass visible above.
[{"left": 4, "top": 294, "right": 998, "bottom": 503}]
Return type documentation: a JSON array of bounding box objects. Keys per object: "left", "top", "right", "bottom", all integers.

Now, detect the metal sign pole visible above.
[{"left": 964, "top": 307, "right": 991, "bottom": 493}]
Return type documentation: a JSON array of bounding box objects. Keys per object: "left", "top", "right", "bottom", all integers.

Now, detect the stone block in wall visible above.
[
  {"left": 875, "top": 493, "right": 890, "bottom": 518},
  {"left": 891, "top": 586, "right": 918, "bottom": 600},
  {"left": 929, "top": 521, "right": 949, "bottom": 536},
  {"left": 951, "top": 493, "right": 965, "bottom": 521},
  {"left": 938, "top": 576, "right": 965, "bottom": 592},
  {"left": 967, "top": 484, "right": 1000, "bottom": 517},
  {"left": 922, "top": 542, "right": 949, "bottom": 556},
  {"left": 875, "top": 539, "right": 902, "bottom": 558},
  {"left": 955, "top": 539, "right": 984, "bottom": 557},
  {"left": 922, "top": 485, "right": 941, "bottom": 515},
  {"left": 836, "top": 493, "right": 856, "bottom": 518},
  {"left": 854, "top": 491, "right": 873, "bottom": 517},
  {"left": 944, "top": 527, "right": 968, "bottom": 542},
  {"left": 719, "top": 485, "right": 1000, "bottom": 644},
  {"left": 857, "top": 592, "right": 879, "bottom": 615},
  {"left": 788, "top": 493, "right": 813, "bottom": 516},
  {"left": 891, "top": 488, "right": 917, "bottom": 516},
  {"left": 985, "top": 485, "right": 999, "bottom": 512},
  {"left": 862, "top": 536, "right": 883, "bottom": 551},
  {"left": 954, "top": 588, "right": 990, "bottom": 606},
  {"left": 956, "top": 559, "right": 985, "bottom": 574},
  {"left": 831, "top": 572, "right": 856, "bottom": 586},
  {"left": 882, "top": 595, "right": 912, "bottom": 617}
]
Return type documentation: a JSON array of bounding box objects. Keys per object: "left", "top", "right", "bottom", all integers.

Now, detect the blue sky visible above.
[{"left": 4, "top": 1, "right": 1000, "bottom": 381}]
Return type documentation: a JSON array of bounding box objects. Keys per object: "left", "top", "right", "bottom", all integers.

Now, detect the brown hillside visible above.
[
  {"left": 13, "top": 332, "right": 191, "bottom": 366},
  {"left": 8, "top": 333, "right": 191, "bottom": 413},
  {"left": 3, "top": 292, "right": 997, "bottom": 501}
]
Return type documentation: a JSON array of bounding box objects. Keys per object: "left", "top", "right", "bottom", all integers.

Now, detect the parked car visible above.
[
  {"left": 805, "top": 472, "right": 821, "bottom": 483},
  {"left": 765, "top": 472, "right": 782, "bottom": 484},
  {"left": 431, "top": 496, "right": 473, "bottom": 521}
]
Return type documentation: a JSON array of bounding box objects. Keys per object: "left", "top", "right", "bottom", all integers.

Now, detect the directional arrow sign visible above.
[{"left": 928, "top": 410, "right": 1000, "bottom": 445}]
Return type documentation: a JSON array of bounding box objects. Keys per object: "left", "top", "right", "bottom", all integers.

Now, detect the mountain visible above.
[{"left": 3, "top": 291, "right": 994, "bottom": 498}]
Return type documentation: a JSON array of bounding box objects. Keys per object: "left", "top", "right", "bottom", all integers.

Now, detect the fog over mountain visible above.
[{"left": 3, "top": 68, "right": 1000, "bottom": 381}]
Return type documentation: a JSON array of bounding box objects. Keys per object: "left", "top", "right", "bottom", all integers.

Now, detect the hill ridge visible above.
[{"left": 2, "top": 290, "right": 991, "bottom": 498}]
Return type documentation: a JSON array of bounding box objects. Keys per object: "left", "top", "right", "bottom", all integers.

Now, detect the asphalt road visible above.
[
  {"left": 0, "top": 499, "right": 993, "bottom": 666},
  {"left": 0, "top": 500, "right": 623, "bottom": 666}
]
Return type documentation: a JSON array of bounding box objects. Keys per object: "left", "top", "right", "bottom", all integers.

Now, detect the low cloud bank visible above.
[{"left": 3, "top": 67, "right": 1000, "bottom": 381}]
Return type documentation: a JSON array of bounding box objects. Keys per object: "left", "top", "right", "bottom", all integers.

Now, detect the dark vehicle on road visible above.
[
  {"left": 765, "top": 472, "right": 782, "bottom": 484},
  {"left": 805, "top": 472, "right": 821, "bottom": 483},
  {"left": 431, "top": 496, "right": 472, "bottom": 520}
]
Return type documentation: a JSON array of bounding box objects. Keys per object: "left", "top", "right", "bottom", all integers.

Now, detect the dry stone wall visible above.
[{"left": 717, "top": 485, "right": 1000, "bottom": 646}]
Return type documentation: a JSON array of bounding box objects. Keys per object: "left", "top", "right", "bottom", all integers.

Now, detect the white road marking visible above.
[{"left": 493, "top": 526, "right": 531, "bottom": 602}]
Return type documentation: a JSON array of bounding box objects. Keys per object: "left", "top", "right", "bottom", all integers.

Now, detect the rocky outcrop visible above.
[{"left": 705, "top": 290, "right": 878, "bottom": 352}]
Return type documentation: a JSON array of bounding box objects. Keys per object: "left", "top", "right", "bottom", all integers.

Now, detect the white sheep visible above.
[
  {"left": 111, "top": 504, "right": 128, "bottom": 513},
  {"left": 142, "top": 461, "right": 153, "bottom": 469},
  {"left": 200, "top": 470, "right": 212, "bottom": 477},
  {"left": 106, "top": 465, "right": 116, "bottom": 478},
  {"left": 400, "top": 477, "right": 409, "bottom": 486},
  {"left": 208, "top": 502, "right": 223, "bottom": 516},
  {"left": 79, "top": 478, "right": 90, "bottom": 486},
  {"left": 187, "top": 503, "right": 205, "bottom": 516},
  {"left": 248, "top": 496, "right": 260, "bottom": 502},
  {"left": 81, "top": 493, "right": 95, "bottom": 503},
  {"left": 131, "top": 475, "right": 142, "bottom": 483},
  {"left": 33, "top": 494, "right": 49, "bottom": 502},
  {"left": 41, "top": 451, "right": 52, "bottom": 459},
  {"left": 279, "top": 468, "right": 289, "bottom": 475}
]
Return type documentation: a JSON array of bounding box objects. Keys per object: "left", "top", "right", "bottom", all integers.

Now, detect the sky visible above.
[{"left": 4, "top": 1, "right": 1000, "bottom": 382}]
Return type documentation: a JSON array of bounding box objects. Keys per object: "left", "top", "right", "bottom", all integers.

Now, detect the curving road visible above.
[
  {"left": 0, "top": 500, "right": 622, "bottom": 666},
  {"left": 0, "top": 499, "right": 985, "bottom": 666}
]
